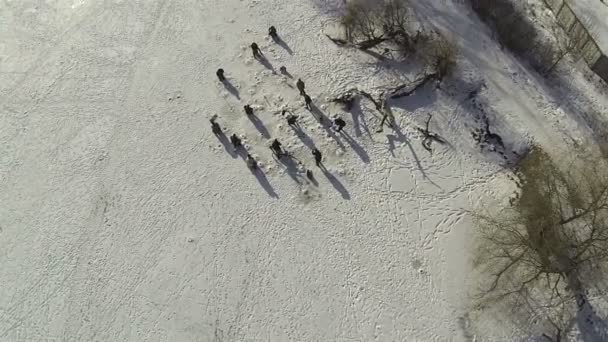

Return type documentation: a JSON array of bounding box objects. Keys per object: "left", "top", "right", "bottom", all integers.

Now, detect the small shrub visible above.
[{"left": 420, "top": 32, "right": 458, "bottom": 80}]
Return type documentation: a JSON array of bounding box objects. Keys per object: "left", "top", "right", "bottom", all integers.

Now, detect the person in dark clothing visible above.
[
  {"left": 210, "top": 117, "right": 222, "bottom": 135},
  {"left": 279, "top": 66, "right": 287, "bottom": 75},
  {"left": 246, "top": 154, "right": 258, "bottom": 170},
  {"left": 312, "top": 148, "right": 322, "bottom": 166},
  {"left": 287, "top": 114, "right": 297, "bottom": 127},
  {"left": 334, "top": 117, "right": 346, "bottom": 132},
  {"left": 296, "top": 78, "right": 305, "bottom": 95},
  {"left": 304, "top": 94, "right": 312, "bottom": 110},
  {"left": 216, "top": 68, "right": 225, "bottom": 82},
  {"left": 269, "top": 26, "right": 278, "bottom": 39},
  {"left": 230, "top": 134, "right": 242, "bottom": 149},
  {"left": 270, "top": 139, "right": 283, "bottom": 157},
  {"left": 251, "top": 42, "right": 262, "bottom": 59},
  {"left": 244, "top": 104, "right": 254, "bottom": 116}
]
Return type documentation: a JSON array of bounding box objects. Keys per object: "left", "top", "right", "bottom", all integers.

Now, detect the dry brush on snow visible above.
[{"left": 473, "top": 146, "right": 608, "bottom": 339}]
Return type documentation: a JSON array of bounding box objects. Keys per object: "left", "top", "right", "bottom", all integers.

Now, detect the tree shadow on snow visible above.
[
  {"left": 387, "top": 81, "right": 438, "bottom": 112},
  {"left": 215, "top": 132, "right": 238, "bottom": 159},
  {"left": 222, "top": 80, "right": 240, "bottom": 99},
  {"left": 247, "top": 114, "right": 271, "bottom": 139},
  {"left": 386, "top": 124, "right": 441, "bottom": 189},
  {"left": 273, "top": 36, "right": 293, "bottom": 55},
  {"left": 350, "top": 99, "right": 374, "bottom": 139},
  {"left": 576, "top": 292, "right": 608, "bottom": 342},
  {"left": 319, "top": 165, "right": 350, "bottom": 200}
]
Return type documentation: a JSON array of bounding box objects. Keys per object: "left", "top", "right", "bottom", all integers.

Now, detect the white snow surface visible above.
[{"left": 1, "top": 0, "right": 607, "bottom": 341}]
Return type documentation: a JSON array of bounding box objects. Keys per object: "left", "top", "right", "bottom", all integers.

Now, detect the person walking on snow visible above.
[
  {"left": 312, "top": 148, "right": 323, "bottom": 167},
  {"left": 296, "top": 78, "right": 306, "bottom": 96},
  {"left": 230, "top": 134, "right": 242, "bottom": 149},
  {"left": 270, "top": 139, "right": 284, "bottom": 157},
  {"left": 246, "top": 154, "right": 258, "bottom": 170},
  {"left": 210, "top": 117, "right": 222, "bottom": 135},
  {"left": 244, "top": 104, "right": 254, "bottom": 116},
  {"left": 304, "top": 94, "right": 312, "bottom": 110},
  {"left": 216, "top": 68, "right": 225, "bottom": 82},
  {"left": 251, "top": 42, "right": 262, "bottom": 59},
  {"left": 282, "top": 110, "right": 297, "bottom": 127},
  {"left": 334, "top": 117, "right": 346, "bottom": 132},
  {"left": 269, "top": 26, "right": 278, "bottom": 40}
]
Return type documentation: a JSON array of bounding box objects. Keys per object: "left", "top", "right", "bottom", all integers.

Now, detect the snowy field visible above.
[{"left": 1, "top": 0, "right": 607, "bottom": 341}]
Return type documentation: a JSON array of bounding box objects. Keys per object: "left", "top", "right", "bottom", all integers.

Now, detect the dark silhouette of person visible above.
[
  {"left": 312, "top": 148, "right": 322, "bottom": 166},
  {"left": 269, "top": 26, "right": 278, "bottom": 39},
  {"left": 251, "top": 42, "right": 262, "bottom": 59},
  {"left": 296, "top": 78, "right": 306, "bottom": 95},
  {"left": 210, "top": 118, "right": 222, "bottom": 135},
  {"left": 304, "top": 94, "right": 312, "bottom": 110},
  {"left": 334, "top": 117, "right": 346, "bottom": 132},
  {"left": 230, "top": 134, "right": 242, "bottom": 149},
  {"left": 216, "top": 68, "right": 225, "bottom": 82},
  {"left": 244, "top": 104, "right": 254, "bottom": 116},
  {"left": 246, "top": 154, "right": 258, "bottom": 170},
  {"left": 270, "top": 139, "right": 283, "bottom": 157}
]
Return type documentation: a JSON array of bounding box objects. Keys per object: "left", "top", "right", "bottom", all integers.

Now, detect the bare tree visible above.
[
  {"left": 335, "top": 0, "right": 411, "bottom": 51},
  {"left": 474, "top": 146, "right": 608, "bottom": 336}
]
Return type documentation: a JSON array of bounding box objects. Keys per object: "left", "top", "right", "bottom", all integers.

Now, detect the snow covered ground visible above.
[{"left": 1, "top": 0, "right": 607, "bottom": 340}]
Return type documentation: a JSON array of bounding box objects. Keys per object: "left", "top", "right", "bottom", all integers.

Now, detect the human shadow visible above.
[
  {"left": 256, "top": 55, "right": 275, "bottom": 73},
  {"left": 247, "top": 114, "right": 271, "bottom": 138},
  {"left": 215, "top": 132, "right": 237, "bottom": 159},
  {"left": 273, "top": 36, "right": 293, "bottom": 55},
  {"left": 387, "top": 124, "right": 441, "bottom": 189},
  {"left": 279, "top": 154, "right": 304, "bottom": 185},
  {"left": 319, "top": 165, "right": 350, "bottom": 200},
  {"left": 251, "top": 167, "right": 279, "bottom": 198},
  {"left": 310, "top": 104, "right": 346, "bottom": 149},
  {"left": 290, "top": 124, "right": 316, "bottom": 150},
  {"left": 222, "top": 80, "right": 240, "bottom": 99},
  {"left": 340, "top": 130, "right": 370, "bottom": 163}
]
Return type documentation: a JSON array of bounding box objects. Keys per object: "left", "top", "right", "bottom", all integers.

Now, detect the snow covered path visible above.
[{"left": 0, "top": 0, "right": 596, "bottom": 340}]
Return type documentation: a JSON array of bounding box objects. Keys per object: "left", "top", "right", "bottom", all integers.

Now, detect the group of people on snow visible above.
[{"left": 212, "top": 25, "right": 354, "bottom": 179}]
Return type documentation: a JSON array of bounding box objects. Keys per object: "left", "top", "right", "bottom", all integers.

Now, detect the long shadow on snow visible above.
[
  {"left": 388, "top": 81, "right": 439, "bottom": 112},
  {"left": 575, "top": 292, "right": 608, "bottom": 342},
  {"left": 319, "top": 164, "right": 350, "bottom": 200},
  {"left": 236, "top": 149, "right": 279, "bottom": 198},
  {"left": 247, "top": 114, "right": 271, "bottom": 139},
  {"left": 290, "top": 124, "right": 317, "bottom": 151},
  {"left": 340, "top": 130, "right": 370, "bottom": 163},
  {"left": 222, "top": 80, "right": 240, "bottom": 99},
  {"left": 273, "top": 36, "right": 293, "bottom": 55},
  {"left": 251, "top": 167, "right": 279, "bottom": 198},
  {"left": 256, "top": 55, "right": 275, "bottom": 73},
  {"left": 309, "top": 103, "right": 346, "bottom": 149},
  {"left": 386, "top": 123, "right": 442, "bottom": 190},
  {"left": 350, "top": 99, "right": 374, "bottom": 139},
  {"left": 278, "top": 154, "right": 304, "bottom": 185},
  {"left": 216, "top": 132, "right": 238, "bottom": 159}
]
